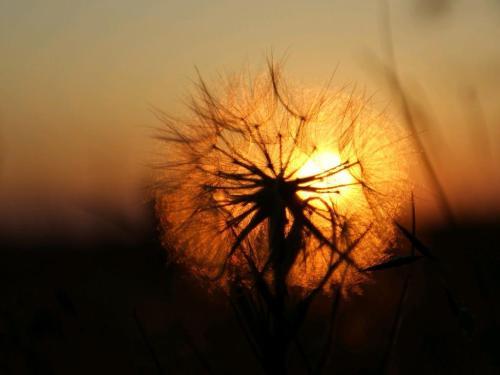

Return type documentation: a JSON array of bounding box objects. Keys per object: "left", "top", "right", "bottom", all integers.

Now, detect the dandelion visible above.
[
  {"left": 153, "top": 61, "right": 411, "bottom": 373},
  {"left": 154, "top": 62, "right": 409, "bottom": 292}
]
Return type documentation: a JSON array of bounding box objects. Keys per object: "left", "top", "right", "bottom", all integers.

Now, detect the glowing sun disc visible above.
[{"left": 295, "top": 151, "right": 354, "bottom": 207}]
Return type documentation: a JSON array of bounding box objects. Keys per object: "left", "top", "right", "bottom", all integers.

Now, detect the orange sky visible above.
[{"left": 0, "top": 0, "right": 499, "bottom": 237}]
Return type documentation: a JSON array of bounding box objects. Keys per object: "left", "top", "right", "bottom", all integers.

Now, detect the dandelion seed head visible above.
[{"left": 155, "top": 64, "right": 412, "bottom": 292}]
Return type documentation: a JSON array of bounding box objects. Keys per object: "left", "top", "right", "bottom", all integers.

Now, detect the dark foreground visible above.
[{"left": 1, "top": 217, "right": 499, "bottom": 374}]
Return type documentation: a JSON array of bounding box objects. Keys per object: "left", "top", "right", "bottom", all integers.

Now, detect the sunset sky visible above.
[{"left": 1, "top": 0, "right": 499, "bottom": 238}]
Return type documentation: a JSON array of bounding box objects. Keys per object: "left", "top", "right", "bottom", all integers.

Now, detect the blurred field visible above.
[{"left": 1, "top": 202, "right": 499, "bottom": 374}]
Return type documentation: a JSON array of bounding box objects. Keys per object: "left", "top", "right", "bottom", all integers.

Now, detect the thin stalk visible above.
[
  {"left": 313, "top": 266, "right": 348, "bottom": 375},
  {"left": 266, "top": 193, "right": 290, "bottom": 375},
  {"left": 379, "top": 193, "right": 416, "bottom": 374},
  {"left": 379, "top": 0, "right": 455, "bottom": 226},
  {"left": 133, "top": 309, "right": 165, "bottom": 375}
]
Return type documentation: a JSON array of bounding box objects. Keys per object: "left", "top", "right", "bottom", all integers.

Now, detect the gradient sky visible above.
[{"left": 1, "top": 0, "right": 499, "bottom": 237}]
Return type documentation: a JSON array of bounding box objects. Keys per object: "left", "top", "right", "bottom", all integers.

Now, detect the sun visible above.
[{"left": 295, "top": 150, "right": 356, "bottom": 208}]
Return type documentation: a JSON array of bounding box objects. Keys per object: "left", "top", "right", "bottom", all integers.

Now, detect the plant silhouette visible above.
[{"left": 155, "top": 60, "right": 410, "bottom": 373}]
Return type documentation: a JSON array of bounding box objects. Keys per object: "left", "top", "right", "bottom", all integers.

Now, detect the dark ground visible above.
[{"left": 1, "top": 207, "right": 499, "bottom": 374}]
